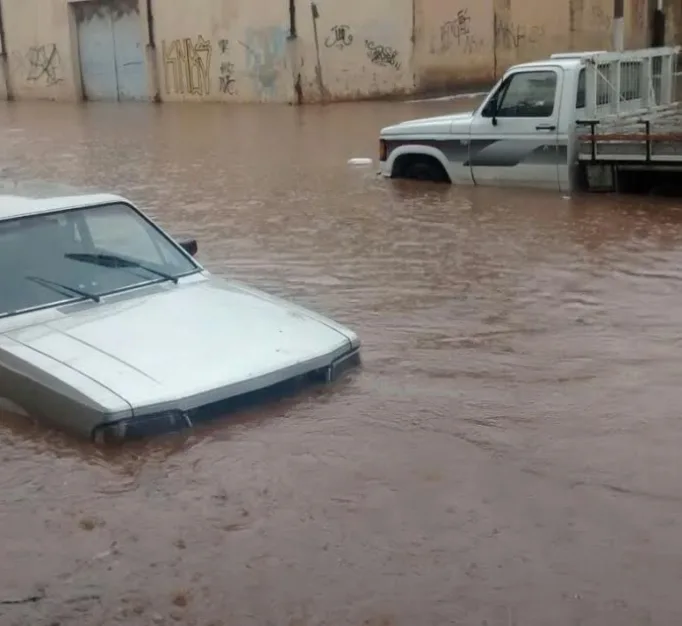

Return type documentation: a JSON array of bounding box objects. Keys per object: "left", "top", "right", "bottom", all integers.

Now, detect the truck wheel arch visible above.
[{"left": 388, "top": 145, "right": 451, "bottom": 183}]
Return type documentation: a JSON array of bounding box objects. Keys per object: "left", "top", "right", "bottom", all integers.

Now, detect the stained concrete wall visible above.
[
  {"left": 295, "top": 0, "right": 414, "bottom": 103},
  {"left": 492, "top": 0, "right": 572, "bottom": 71},
  {"left": 1, "top": 0, "right": 78, "bottom": 101},
  {"left": 153, "top": 0, "right": 292, "bottom": 103},
  {"left": 413, "top": 0, "right": 495, "bottom": 93},
  {"left": 0, "top": 0, "right": 668, "bottom": 103},
  {"left": 413, "top": 0, "right": 651, "bottom": 91},
  {"left": 153, "top": 0, "right": 414, "bottom": 103}
]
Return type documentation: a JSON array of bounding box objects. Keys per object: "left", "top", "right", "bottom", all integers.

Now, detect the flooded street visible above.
[{"left": 3, "top": 99, "right": 682, "bottom": 626}]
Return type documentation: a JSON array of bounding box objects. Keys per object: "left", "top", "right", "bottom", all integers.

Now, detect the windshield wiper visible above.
[
  {"left": 26, "top": 275, "right": 101, "bottom": 303},
  {"left": 64, "top": 252, "right": 179, "bottom": 284}
]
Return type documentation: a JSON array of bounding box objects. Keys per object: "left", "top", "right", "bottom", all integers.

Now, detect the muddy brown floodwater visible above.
[{"left": 2, "top": 98, "right": 682, "bottom": 626}]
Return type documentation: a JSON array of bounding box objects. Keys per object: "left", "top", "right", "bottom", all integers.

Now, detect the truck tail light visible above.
[{"left": 379, "top": 139, "right": 387, "bottom": 161}]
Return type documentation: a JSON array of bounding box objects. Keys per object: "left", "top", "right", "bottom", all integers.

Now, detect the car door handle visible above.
[{"left": 536, "top": 124, "right": 556, "bottom": 131}]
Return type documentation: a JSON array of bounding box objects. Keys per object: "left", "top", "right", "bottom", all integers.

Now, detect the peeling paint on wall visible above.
[
  {"left": 239, "top": 26, "right": 288, "bottom": 99},
  {"left": 73, "top": 0, "right": 140, "bottom": 23}
]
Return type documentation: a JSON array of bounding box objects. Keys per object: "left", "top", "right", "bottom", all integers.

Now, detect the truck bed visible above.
[{"left": 578, "top": 102, "right": 682, "bottom": 164}]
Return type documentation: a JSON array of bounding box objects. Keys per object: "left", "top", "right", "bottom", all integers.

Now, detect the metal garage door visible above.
[{"left": 75, "top": 0, "right": 147, "bottom": 101}]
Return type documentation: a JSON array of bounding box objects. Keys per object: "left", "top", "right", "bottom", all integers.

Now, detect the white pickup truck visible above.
[{"left": 378, "top": 47, "right": 682, "bottom": 193}]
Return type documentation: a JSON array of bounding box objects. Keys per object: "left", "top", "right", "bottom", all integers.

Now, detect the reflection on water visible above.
[{"left": 2, "top": 100, "right": 682, "bottom": 625}]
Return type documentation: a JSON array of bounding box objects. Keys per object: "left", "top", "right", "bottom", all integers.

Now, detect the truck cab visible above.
[{"left": 379, "top": 53, "right": 598, "bottom": 193}]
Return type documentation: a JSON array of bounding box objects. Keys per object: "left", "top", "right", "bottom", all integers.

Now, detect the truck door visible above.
[{"left": 467, "top": 66, "right": 562, "bottom": 190}]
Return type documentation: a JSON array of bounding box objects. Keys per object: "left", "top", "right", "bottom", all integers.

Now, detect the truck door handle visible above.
[{"left": 536, "top": 124, "right": 556, "bottom": 131}]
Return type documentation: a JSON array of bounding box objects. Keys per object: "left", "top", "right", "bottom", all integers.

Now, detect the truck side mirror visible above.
[
  {"left": 483, "top": 99, "right": 499, "bottom": 126},
  {"left": 177, "top": 237, "right": 198, "bottom": 257}
]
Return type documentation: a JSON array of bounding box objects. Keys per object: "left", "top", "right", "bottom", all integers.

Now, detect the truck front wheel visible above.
[{"left": 393, "top": 155, "right": 450, "bottom": 183}]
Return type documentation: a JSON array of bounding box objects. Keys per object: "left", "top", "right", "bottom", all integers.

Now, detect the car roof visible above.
[{"left": 0, "top": 193, "right": 131, "bottom": 221}]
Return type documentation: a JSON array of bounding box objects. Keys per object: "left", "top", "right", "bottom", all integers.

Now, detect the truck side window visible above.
[
  {"left": 576, "top": 68, "right": 586, "bottom": 109},
  {"left": 492, "top": 70, "right": 557, "bottom": 118}
]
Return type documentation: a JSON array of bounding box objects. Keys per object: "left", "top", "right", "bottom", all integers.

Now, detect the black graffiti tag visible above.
[
  {"left": 365, "top": 40, "right": 401, "bottom": 70},
  {"left": 219, "top": 62, "right": 237, "bottom": 94},
  {"left": 26, "top": 44, "right": 62, "bottom": 85},
  {"left": 495, "top": 20, "right": 544, "bottom": 49},
  {"left": 325, "top": 25, "right": 353, "bottom": 49},
  {"left": 440, "top": 9, "right": 472, "bottom": 50}
]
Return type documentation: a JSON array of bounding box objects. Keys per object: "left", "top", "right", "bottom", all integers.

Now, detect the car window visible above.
[
  {"left": 495, "top": 70, "right": 557, "bottom": 118},
  {"left": 85, "top": 204, "right": 172, "bottom": 267},
  {"left": 0, "top": 202, "right": 199, "bottom": 318}
]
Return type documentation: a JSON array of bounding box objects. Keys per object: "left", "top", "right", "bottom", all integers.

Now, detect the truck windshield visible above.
[{"left": 0, "top": 202, "right": 199, "bottom": 318}]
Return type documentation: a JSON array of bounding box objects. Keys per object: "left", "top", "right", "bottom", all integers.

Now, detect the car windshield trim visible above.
[
  {"left": 26, "top": 274, "right": 102, "bottom": 303},
  {"left": 0, "top": 296, "right": 79, "bottom": 320},
  {"left": 0, "top": 269, "right": 202, "bottom": 321},
  {"left": 90, "top": 267, "right": 201, "bottom": 299}
]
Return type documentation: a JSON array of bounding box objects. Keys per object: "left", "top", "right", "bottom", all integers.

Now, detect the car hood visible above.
[
  {"left": 381, "top": 112, "right": 473, "bottom": 136},
  {"left": 7, "top": 275, "right": 356, "bottom": 413}
]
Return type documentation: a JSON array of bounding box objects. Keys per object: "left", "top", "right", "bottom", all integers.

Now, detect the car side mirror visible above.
[{"left": 178, "top": 237, "right": 198, "bottom": 257}]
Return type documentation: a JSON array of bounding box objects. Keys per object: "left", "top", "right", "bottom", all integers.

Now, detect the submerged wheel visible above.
[{"left": 393, "top": 155, "right": 450, "bottom": 183}]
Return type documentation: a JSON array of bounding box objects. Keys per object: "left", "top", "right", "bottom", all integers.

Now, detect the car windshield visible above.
[{"left": 0, "top": 201, "right": 199, "bottom": 318}]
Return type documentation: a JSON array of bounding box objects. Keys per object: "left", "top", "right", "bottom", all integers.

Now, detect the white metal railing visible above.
[{"left": 583, "top": 46, "right": 681, "bottom": 120}]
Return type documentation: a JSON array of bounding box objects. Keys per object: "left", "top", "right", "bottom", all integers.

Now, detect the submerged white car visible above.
[{"left": 0, "top": 193, "right": 360, "bottom": 442}]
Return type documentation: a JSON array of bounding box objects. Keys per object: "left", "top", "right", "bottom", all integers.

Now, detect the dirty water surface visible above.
[{"left": 2, "top": 100, "right": 682, "bottom": 626}]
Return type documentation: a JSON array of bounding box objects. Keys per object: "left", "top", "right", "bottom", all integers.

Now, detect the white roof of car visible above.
[{"left": 0, "top": 193, "right": 130, "bottom": 221}]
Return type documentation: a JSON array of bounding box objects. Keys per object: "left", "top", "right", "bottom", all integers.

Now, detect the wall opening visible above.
[{"left": 73, "top": 0, "right": 148, "bottom": 101}]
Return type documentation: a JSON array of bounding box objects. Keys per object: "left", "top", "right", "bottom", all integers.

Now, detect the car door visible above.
[{"left": 467, "top": 66, "right": 563, "bottom": 190}]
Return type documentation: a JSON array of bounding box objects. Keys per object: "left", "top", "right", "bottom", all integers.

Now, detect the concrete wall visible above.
[
  {"left": 154, "top": 0, "right": 292, "bottom": 103},
  {"left": 413, "top": 0, "right": 495, "bottom": 93},
  {"left": 0, "top": 62, "right": 6, "bottom": 100},
  {"left": 492, "top": 0, "right": 571, "bottom": 71},
  {"left": 154, "top": 0, "right": 414, "bottom": 103},
  {"left": 2, "top": 0, "right": 78, "bottom": 101},
  {"left": 296, "top": 0, "right": 414, "bottom": 103},
  {"left": 413, "top": 0, "right": 650, "bottom": 91},
  {"left": 626, "top": 0, "right": 649, "bottom": 49},
  {"left": 0, "top": 0, "right": 668, "bottom": 104}
]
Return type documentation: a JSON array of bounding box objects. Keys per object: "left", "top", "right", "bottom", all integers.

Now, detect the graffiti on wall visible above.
[
  {"left": 324, "top": 25, "right": 354, "bottom": 49},
  {"left": 12, "top": 44, "right": 64, "bottom": 86},
  {"left": 217, "top": 39, "right": 237, "bottom": 95},
  {"left": 162, "top": 35, "right": 212, "bottom": 96},
  {"left": 439, "top": 9, "right": 485, "bottom": 54},
  {"left": 365, "top": 40, "right": 401, "bottom": 70},
  {"left": 440, "top": 10, "right": 470, "bottom": 49},
  {"left": 495, "top": 19, "right": 545, "bottom": 50},
  {"left": 239, "top": 27, "right": 288, "bottom": 98}
]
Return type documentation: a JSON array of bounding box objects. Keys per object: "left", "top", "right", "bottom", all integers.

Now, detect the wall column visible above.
[
  {"left": 0, "top": 0, "right": 13, "bottom": 99},
  {"left": 612, "top": 0, "right": 625, "bottom": 50}
]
